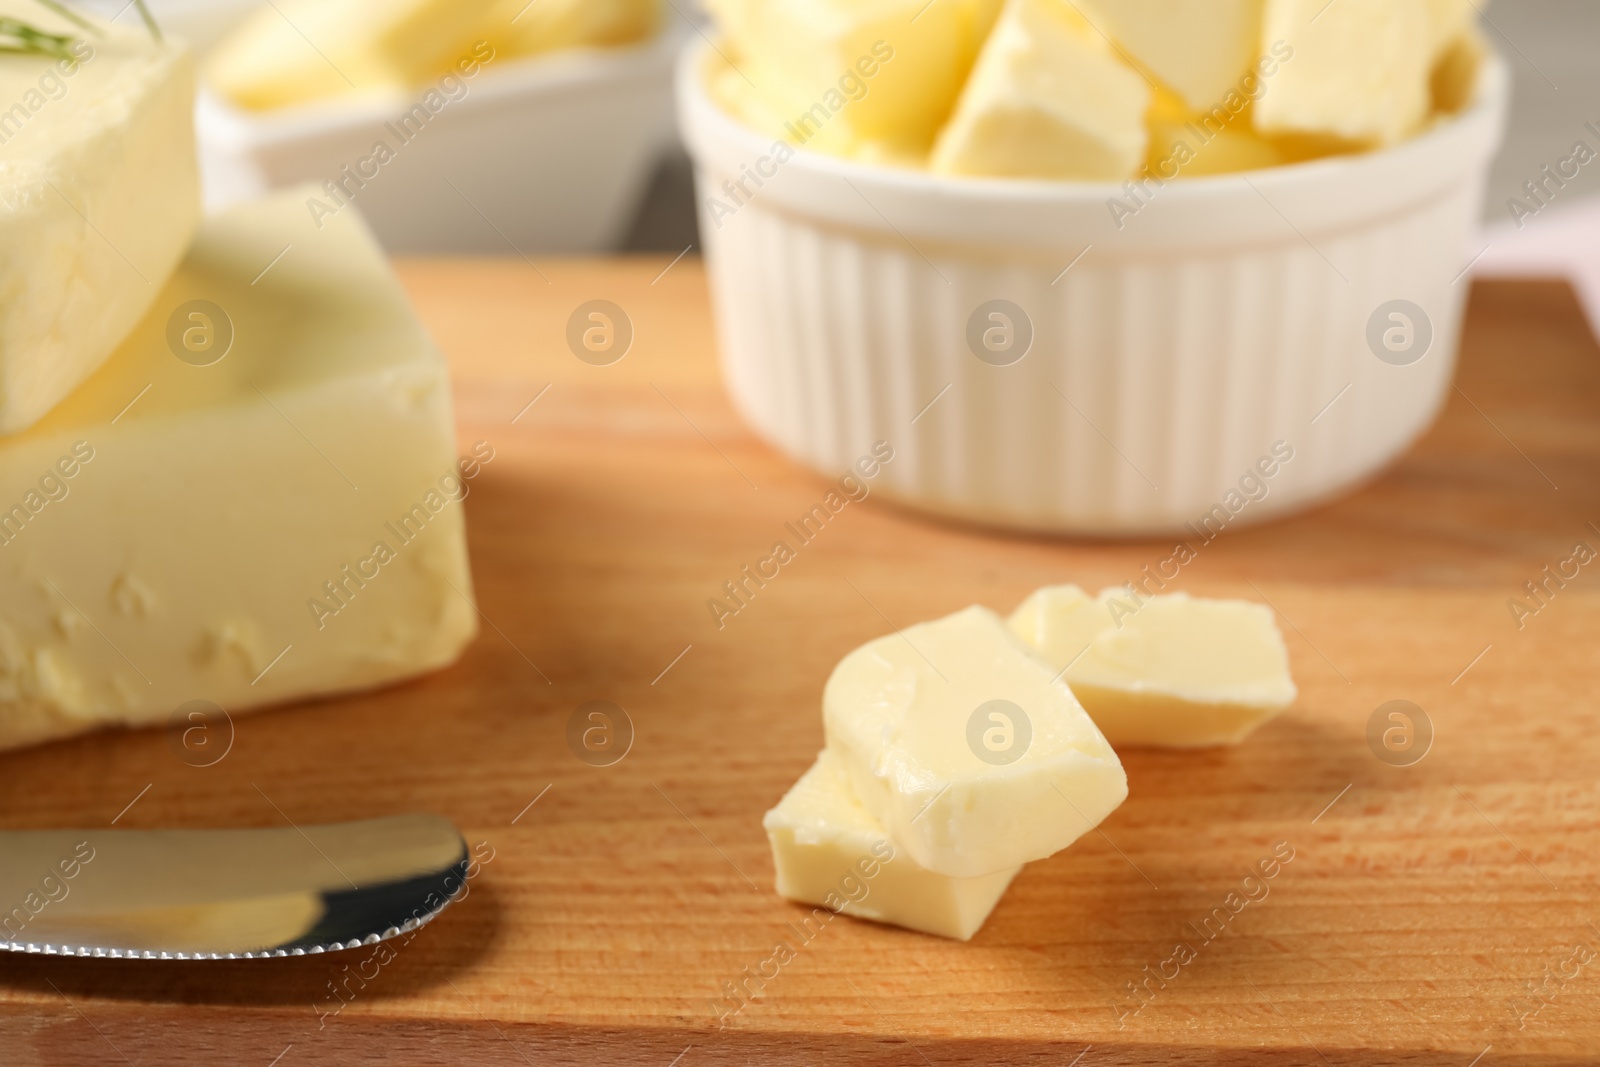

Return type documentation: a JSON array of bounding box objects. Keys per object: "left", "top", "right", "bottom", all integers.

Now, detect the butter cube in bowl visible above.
[
  {"left": 196, "top": 0, "right": 683, "bottom": 252},
  {"left": 680, "top": 0, "right": 1509, "bottom": 534}
]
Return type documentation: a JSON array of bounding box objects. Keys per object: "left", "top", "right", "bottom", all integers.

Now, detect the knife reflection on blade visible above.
[{"left": 0, "top": 814, "right": 469, "bottom": 960}]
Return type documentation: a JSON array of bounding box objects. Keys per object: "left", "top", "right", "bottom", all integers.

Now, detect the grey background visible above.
[{"left": 624, "top": 0, "right": 1600, "bottom": 252}]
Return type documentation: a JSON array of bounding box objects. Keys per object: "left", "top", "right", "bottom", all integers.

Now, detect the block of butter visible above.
[
  {"left": 764, "top": 750, "right": 1020, "bottom": 941},
  {"left": 704, "top": 0, "right": 1001, "bottom": 157},
  {"left": 0, "top": 188, "right": 477, "bottom": 752},
  {"left": 823, "top": 605, "right": 1127, "bottom": 879},
  {"left": 930, "top": 0, "right": 1150, "bottom": 180},
  {"left": 1086, "top": 0, "right": 1267, "bottom": 113},
  {"left": 1253, "top": 0, "right": 1433, "bottom": 146},
  {"left": 0, "top": 3, "right": 198, "bottom": 435},
  {"left": 1008, "top": 585, "right": 1296, "bottom": 748}
]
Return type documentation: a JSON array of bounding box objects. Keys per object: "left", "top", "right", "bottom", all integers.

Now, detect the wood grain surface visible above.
[{"left": 1, "top": 262, "right": 1597, "bottom": 1067}]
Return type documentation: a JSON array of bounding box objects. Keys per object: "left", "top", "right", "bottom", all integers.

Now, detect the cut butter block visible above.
[
  {"left": 704, "top": 0, "right": 1002, "bottom": 156},
  {"left": 1086, "top": 0, "right": 1266, "bottom": 113},
  {"left": 824, "top": 605, "right": 1127, "bottom": 879},
  {"left": 1008, "top": 586, "right": 1296, "bottom": 748},
  {"left": 0, "top": 188, "right": 477, "bottom": 752},
  {"left": 0, "top": 3, "right": 198, "bottom": 435},
  {"left": 930, "top": 0, "right": 1150, "bottom": 180},
  {"left": 207, "top": 0, "right": 502, "bottom": 109},
  {"left": 764, "top": 750, "right": 1020, "bottom": 941},
  {"left": 1253, "top": 0, "right": 1433, "bottom": 146}
]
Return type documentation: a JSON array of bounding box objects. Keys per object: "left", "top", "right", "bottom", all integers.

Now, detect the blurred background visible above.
[{"left": 73, "top": 0, "right": 1600, "bottom": 256}]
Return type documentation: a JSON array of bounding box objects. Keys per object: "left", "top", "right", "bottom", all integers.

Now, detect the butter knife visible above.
[{"left": 0, "top": 814, "right": 468, "bottom": 960}]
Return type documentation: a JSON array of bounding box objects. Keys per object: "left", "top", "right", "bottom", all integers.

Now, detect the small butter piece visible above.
[
  {"left": 704, "top": 0, "right": 1001, "bottom": 157},
  {"left": 930, "top": 0, "right": 1150, "bottom": 180},
  {"left": 1254, "top": 0, "right": 1433, "bottom": 146},
  {"left": 764, "top": 750, "right": 1019, "bottom": 941},
  {"left": 1144, "top": 87, "right": 1285, "bottom": 177},
  {"left": 824, "top": 605, "right": 1127, "bottom": 879},
  {"left": 1009, "top": 586, "right": 1296, "bottom": 748},
  {"left": 0, "top": 3, "right": 198, "bottom": 434},
  {"left": 1430, "top": 22, "right": 1486, "bottom": 114},
  {"left": 0, "top": 189, "right": 477, "bottom": 752},
  {"left": 1424, "top": 0, "right": 1478, "bottom": 56},
  {"left": 1087, "top": 0, "right": 1267, "bottom": 113}
]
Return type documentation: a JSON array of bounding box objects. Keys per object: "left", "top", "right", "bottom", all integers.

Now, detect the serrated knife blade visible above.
[{"left": 0, "top": 814, "right": 468, "bottom": 960}]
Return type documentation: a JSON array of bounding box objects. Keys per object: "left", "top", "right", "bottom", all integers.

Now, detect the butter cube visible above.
[
  {"left": 1009, "top": 586, "right": 1296, "bottom": 748},
  {"left": 764, "top": 750, "right": 1019, "bottom": 941},
  {"left": 0, "top": 189, "right": 477, "bottom": 752},
  {"left": 1145, "top": 87, "right": 1284, "bottom": 177},
  {"left": 704, "top": 0, "right": 1002, "bottom": 157},
  {"left": 930, "top": 0, "right": 1150, "bottom": 180},
  {"left": 1424, "top": 0, "right": 1477, "bottom": 55},
  {"left": 824, "top": 605, "right": 1127, "bottom": 879},
  {"left": 1087, "top": 0, "right": 1267, "bottom": 113},
  {"left": 1430, "top": 22, "right": 1487, "bottom": 114},
  {"left": 207, "top": 0, "right": 501, "bottom": 110},
  {"left": 1253, "top": 0, "right": 1433, "bottom": 146},
  {"left": 0, "top": 4, "right": 198, "bottom": 434}
]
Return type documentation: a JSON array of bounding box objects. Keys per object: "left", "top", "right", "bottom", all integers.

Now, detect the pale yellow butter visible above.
[
  {"left": 486, "top": 0, "right": 660, "bottom": 59},
  {"left": 1009, "top": 585, "right": 1296, "bottom": 748},
  {"left": 1424, "top": 0, "right": 1479, "bottom": 56},
  {"left": 764, "top": 750, "right": 1019, "bottom": 941},
  {"left": 824, "top": 605, "right": 1127, "bottom": 879},
  {"left": 1144, "top": 86, "right": 1285, "bottom": 178},
  {"left": 1253, "top": 0, "right": 1434, "bottom": 146},
  {"left": 208, "top": 0, "right": 660, "bottom": 110},
  {"left": 704, "top": 0, "right": 1002, "bottom": 157},
  {"left": 207, "top": 0, "right": 499, "bottom": 109},
  {"left": 930, "top": 0, "right": 1150, "bottom": 180},
  {"left": 0, "top": 189, "right": 477, "bottom": 752},
  {"left": 1086, "top": 0, "right": 1267, "bottom": 113},
  {"left": 0, "top": 2, "right": 198, "bottom": 435}
]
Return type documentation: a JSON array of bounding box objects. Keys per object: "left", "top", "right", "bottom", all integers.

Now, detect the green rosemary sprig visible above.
[
  {"left": 0, "top": 16, "right": 75, "bottom": 60},
  {"left": 131, "top": 0, "right": 162, "bottom": 43},
  {"left": 31, "top": 0, "right": 99, "bottom": 37},
  {"left": 30, "top": 0, "right": 163, "bottom": 45}
]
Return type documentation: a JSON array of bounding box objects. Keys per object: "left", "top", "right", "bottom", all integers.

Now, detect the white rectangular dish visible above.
[{"left": 197, "top": 22, "right": 687, "bottom": 253}]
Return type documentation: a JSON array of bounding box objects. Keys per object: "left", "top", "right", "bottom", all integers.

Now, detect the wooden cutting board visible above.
[{"left": 1, "top": 262, "right": 1597, "bottom": 1067}]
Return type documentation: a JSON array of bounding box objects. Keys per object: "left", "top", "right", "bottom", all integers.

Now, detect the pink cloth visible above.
[{"left": 1475, "top": 193, "right": 1600, "bottom": 338}]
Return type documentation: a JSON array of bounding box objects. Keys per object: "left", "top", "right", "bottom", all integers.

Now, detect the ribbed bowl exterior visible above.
[{"left": 682, "top": 48, "right": 1507, "bottom": 536}]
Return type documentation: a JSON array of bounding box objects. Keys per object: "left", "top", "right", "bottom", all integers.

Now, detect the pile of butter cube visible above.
[
  {"left": 706, "top": 0, "right": 1487, "bottom": 179},
  {"left": 764, "top": 587, "right": 1296, "bottom": 940},
  {"left": 0, "top": 4, "right": 476, "bottom": 751},
  {"left": 209, "top": 0, "right": 660, "bottom": 111}
]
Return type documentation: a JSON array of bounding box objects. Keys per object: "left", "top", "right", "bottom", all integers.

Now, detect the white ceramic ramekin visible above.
[
  {"left": 197, "top": 24, "right": 687, "bottom": 253},
  {"left": 678, "top": 43, "right": 1509, "bottom": 536}
]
